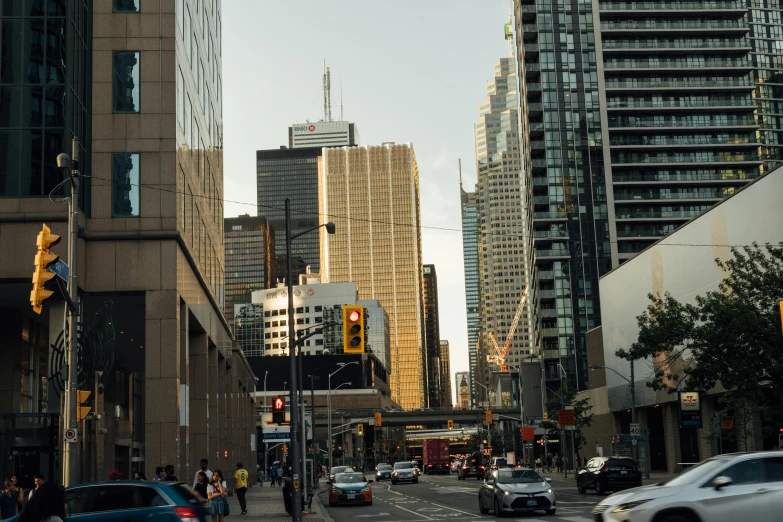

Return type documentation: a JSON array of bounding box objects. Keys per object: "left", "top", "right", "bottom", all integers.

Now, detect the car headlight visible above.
[
  {"left": 393, "top": 472, "right": 398, "bottom": 476},
  {"left": 547, "top": 488, "right": 553, "bottom": 494},
  {"left": 503, "top": 490, "right": 510, "bottom": 496},
  {"left": 612, "top": 500, "right": 651, "bottom": 513}
]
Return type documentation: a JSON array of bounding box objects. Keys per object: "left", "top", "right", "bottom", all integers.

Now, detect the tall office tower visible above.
[
  {"left": 319, "top": 143, "right": 426, "bottom": 409},
  {"left": 439, "top": 340, "right": 452, "bottom": 408},
  {"left": 257, "top": 147, "right": 323, "bottom": 280},
  {"left": 223, "top": 215, "right": 275, "bottom": 324},
  {"left": 456, "top": 372, "right": 471, "bottom": 409},
  {"left": 289, "top": 121, "right": 359, "bottom": 149},
  {"left": 473, "top": 50, "right": 533, "bottom": 378},
  {"left": 0, "top": 1, "right": 258, "bottom": 482},
  {"left": 460, "top": 173, "right": 482, "bottom": 407},
  {"left": 423, "top": 265, "right": 442, "bottom": 408}
]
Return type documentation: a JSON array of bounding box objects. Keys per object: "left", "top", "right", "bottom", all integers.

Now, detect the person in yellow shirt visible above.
[{"left": 234, "top": 463, "right": 249, "bottom": 515}]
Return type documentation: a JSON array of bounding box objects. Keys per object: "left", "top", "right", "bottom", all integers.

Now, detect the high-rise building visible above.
[
  {"left": 289, "top": 121, "right": 359, "bottom": 149},
  {"left": 456, "top": 371, "right": 471, "bottom": 410},
  {"left": 224, "top": 214, "right": 275, "bottom": 324},
  {"left": 472, "top": 48, "right": 533, "bottom": 377},
  {"left": 510, "top": 0, "right": 778, "bottom": 392},
  {"left": 0, "top": 1, "right": 257, "bottom": 483},
  {"left": 359, "top": 299, "right": 392, "bottom": 375},
  {"left": 439, "top": 340, "right": 452, "bottom": 409},
  {"left": 319, "top": 143, "right": 426, "bottom": 409},
  {"left": 423, "top": 264, "right": 442, "bottom": 408},
  {"left": 460, "top": 173, "right": 482, "bottom": 407}
]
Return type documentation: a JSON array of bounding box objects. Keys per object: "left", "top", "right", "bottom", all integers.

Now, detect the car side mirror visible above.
[
  {"left": 713, "top": 476, "right": 732, "bottom": 490},
  {"left": 368, "top": 480, "right": 374, "bottom": 483},
  {"left": 545, "top": 478, "right": 552, "bottom": 483},
  {"left": 485, "top": 478, "right": 495, "bottom": 485}
]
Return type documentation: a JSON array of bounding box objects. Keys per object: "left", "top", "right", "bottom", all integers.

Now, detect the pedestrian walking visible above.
[
  {"left": 194, "top": 459, "right": 213, "bottom": 489},
  {"left": 0, "top": 481, "right": 18, "bottom": 520},
  {"left": 133, "top": 472, "right": 147, "bottom": 480},
  {"left": 27, "top": 474, "right": 45, "bottom": 502},
  {"left": 234, "top": 462, "right": 249, "bottom": 515},
  {"left": 546, "top": 453, "right": 553, "bottom": 473},
  {"left": 194, "top": 472, "right": 209, "bottom": 499},
  {"left": 153, "top": 467, "right": 166, "bottom": 481},
  {"left": 282, "top": 467, "right": 294, "bottom": 515},
  {"left": 17, "top": 482, "right": 65, "bottom": 522},
  {"left": 163, "top": 465, "right": 178, "bottom": 481},
  {"left": 8, "top": 476, "right": 23, "bottom": 511},
  {"left": 207, "top": 470, "right": 227, "bottom": 522},
  {"left": 109, "top": 470, "right": 121, "bottom": 481},
  {"left": 276, "top": 463, "right": 283, "bottom": 486}
]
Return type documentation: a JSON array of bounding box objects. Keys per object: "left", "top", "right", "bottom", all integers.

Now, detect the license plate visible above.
[
  {"left": 527, "top": 499, "right": 537, "bottom": 506},
  {"left": 620, "top": 470, "right": 628, "bottom": 475},
  {"left": 347, "top": 494, "right": 356, "bottom": 499}
]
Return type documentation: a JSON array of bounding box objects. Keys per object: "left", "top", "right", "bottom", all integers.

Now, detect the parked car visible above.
[
  {"left": 490, "top": 457, "right": 510, "bottom": 470},
  {"left": 577, "top": 456, "right": 642, "bottom": 495},
  {"left": 478, "top": 467, "right": 556, "bottom": 516},
  {"left": 459, "top": 452, "right": 486, "bottom": 480},
  {"left": 328, "top": 472, "right": 373, "bottom": 507},
  {"left": 60, "top": 481, "right": 209, "bottom": 521},
  {"left": 391, "top": 462, "right": 419, "bottom": 484},
  {"left": 593, "top": 452, "right": 783, "bottom": 522},
  {"left": 375, "top": 464, "right": 393, "bottom": 481},
  {"left": 329, "top": 466, "right": 354, "bottom": 484},
  {"left": 451, "top": 460, "right": 463, "bottom": 474}
]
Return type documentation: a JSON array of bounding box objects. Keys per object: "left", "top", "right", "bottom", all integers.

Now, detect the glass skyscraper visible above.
[
  {"left": 460, "top": 180, "right": 481, "bottom": 407},
  {"left": 423, "top": 264, "right": 442, "bottom": 408}
]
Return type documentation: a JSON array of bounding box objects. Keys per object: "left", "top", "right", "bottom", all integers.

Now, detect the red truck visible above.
[{"left": 422, "top": 439, "right": 450, "bottom": 475}]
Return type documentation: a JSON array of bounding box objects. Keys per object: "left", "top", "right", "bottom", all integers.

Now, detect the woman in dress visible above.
[
  {"left": 8, "top": 476, "right": 23, "bottom": 512},
  {"left": 207, "top": 469, "right": 227, "bottom": 522},
  {"left": 194, "top": 471, "right": 209, "bottom": 500},
  {"left": 0, "top": 481, "right": 18, "bottom": 520}
]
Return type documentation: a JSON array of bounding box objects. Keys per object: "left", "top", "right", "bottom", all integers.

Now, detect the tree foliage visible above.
[
  {"left": 542, "top": 384, "right": 594, "bottom": 455},
  {"left": 617, "top": 242, "right": 783, "bottom": 405}
]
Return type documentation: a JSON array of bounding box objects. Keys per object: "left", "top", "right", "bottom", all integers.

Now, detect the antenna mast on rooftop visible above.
[{"left": 322, "top": 60, "right": 332, "bottom": 122}]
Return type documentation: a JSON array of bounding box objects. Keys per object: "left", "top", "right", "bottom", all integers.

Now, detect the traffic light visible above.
[
  {"left": 448, "top": 419, "right": 454, "bottom": 430},
  {"left": 30, "top": 224, "right": 61, "bottom": 314},
  {"left": 375, "top": 412, "right": 382, "bottom": 427},
  {"left": 272, "top": 396, "right": 285, "bottom": 424},
  {"left": 543, "top": 412, "right": 549, "bottom": 421},
  {"left": 357, "top": 423, "right": 364, "bottom": 437},
  {"left": 282, "top": 444, "right": 288, "bottom": 457},
  {"left": 485, "top": 410, "right": 493, "bottom": 425},
  {"left": 779, "top": 301, "right": 783, "bottom": 335},
  {"left": 77, "top": 390, "right": 92, "bottom": 422},
  {"left": 343, "top": 305, "right": 365, "bottom": 353}
]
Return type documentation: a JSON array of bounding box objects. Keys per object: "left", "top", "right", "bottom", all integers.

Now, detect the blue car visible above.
[{"left": 9, "top": 481, "right": 209, "bottom": 522}]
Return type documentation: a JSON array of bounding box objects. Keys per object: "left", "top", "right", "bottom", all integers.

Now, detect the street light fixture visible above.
[
  {"left": 328, "top": 362, "right": 358, "bottom": 471},
  {"left": 284, "top": 196, "right": 336, "bottom": 522}
]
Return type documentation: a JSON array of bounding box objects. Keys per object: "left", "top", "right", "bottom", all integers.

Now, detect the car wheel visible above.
[
  {"left": 596, "top": 480, "right": 605, "bottom": 495},
  {"left": 479, "top": 495, "right": 489, "bottom": 514},
  {"left": 545, "top": 509, "right": 556, "bottom": 516},
  {"left": 494, "top": 498, "right": 502, "bottom": 517},
  {"left": 659, "top": 515, "right": 693, "bottom": 522},
  {"left": 577, "top": 479, "right": 586, "bottom": 494}
]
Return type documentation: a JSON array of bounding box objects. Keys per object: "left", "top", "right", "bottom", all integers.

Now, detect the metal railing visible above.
[{"left": 602, "top": 20, "right": 747, "bottom": 30}]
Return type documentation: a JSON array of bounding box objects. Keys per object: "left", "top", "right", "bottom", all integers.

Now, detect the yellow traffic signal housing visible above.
[
  {"left": 77, "top": 390, "right": 92, "bottom": 422},
  {"left": 375, "top": 412, "right": 382, "bottom": 427},
  {"left": 30, "top": 224, "right": 61, "bottom": 314},
  {"left": 357, "top": 423, "right": 364, "bottom": 437},
  {"left": 485, "top": 410, "right": 493, "bottom": 425},
  {"left": 448, "top": 419, "right": 454, "bottom": 430},
  {"left": 343, "top": 305, "right": 365, "bottom": 353},
  {"left": 543, "top": 412, "right": 549, "bottom": 421}
]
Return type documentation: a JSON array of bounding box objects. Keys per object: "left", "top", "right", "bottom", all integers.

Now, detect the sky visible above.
[{"left": 222, "top": 1, "right": 512, "bottom": 405}]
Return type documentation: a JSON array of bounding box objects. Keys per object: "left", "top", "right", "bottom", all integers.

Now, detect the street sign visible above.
[
  {"left": 521, "top": 427, "right": 535, "bottom": 441},
  {"left": 49, "top": 259, "right": 69, "bottom": 281},
  {"left": 721, "top": 416, "right": 734, "bottom": 430},
  {"left": 630, "top": 423, "right": 640, "bottom": 436},
  {"left": 64, "top": 428, "right": 78, "bottom": 443},
  {"left": 632, "top": 439, "right": 637, "bottom": 446},
  {"left": 558, "top": 409, "right": 575, "bottom": 427}
]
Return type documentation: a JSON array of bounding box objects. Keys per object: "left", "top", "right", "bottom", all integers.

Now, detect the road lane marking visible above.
[
  {"left": 354, "top": 514, "right": 392, "bottom": 518},
  {"left": 428, "top": 502, "right": 481, "bottom": 518},
  {"left": 390, "top": 504, "right": 435, "bottom": 520}
]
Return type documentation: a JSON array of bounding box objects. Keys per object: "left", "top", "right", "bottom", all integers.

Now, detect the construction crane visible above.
[{"left": 487, "top": 286, "right": 529, "bottom": 372}]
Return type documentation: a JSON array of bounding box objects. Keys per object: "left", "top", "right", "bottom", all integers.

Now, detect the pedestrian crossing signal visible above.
[
  {"left": 273, "top": 396, "right": 285, "bottom": 424},
  {"left": 543, "top": 412, "right": 549, "bottom": 421}
]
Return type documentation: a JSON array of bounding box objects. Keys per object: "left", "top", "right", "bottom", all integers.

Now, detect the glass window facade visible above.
[
  {"left": 113, "top": 51, "right": 140, "bottom": 113},
  {"left": 113, "top": 0, "right": 140, "bottom": 12},
  {"left": 423, "top": 265, "right": 442, "bottom": 408},
  {"left": 112, "top": 153, "right": 139, "bottom": 217},
  {"left": 460, "top": 188, "right": 481, "bottom": 407},
  {"left": 0, "top": 1, "right": 89, "bottom": 203}
]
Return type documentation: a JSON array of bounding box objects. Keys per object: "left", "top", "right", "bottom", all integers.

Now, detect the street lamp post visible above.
[
  {"left": 328, "top": 363, "right": 358, "bottom": 472},
  {"left": 284, "top": 197, "right": 335, "bottom": 522}
]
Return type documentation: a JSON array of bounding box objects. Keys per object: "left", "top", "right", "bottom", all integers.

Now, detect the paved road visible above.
[{"left": 319, "top": 471, "right": 601, "bottom": 522}]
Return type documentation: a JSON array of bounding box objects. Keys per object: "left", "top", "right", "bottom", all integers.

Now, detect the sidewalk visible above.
[{"left": 226, "top": 482, "right": 332, "bottom": 522}]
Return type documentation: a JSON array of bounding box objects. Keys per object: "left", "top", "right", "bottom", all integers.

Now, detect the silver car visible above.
[
  {"left": 593, "top": 452, "right": 783, "bottom": 522},
  {"left": 391, "top": 461, "right": 419, "bottom": 484},
  {"left": 478, "top": 467, "right": 556, "bottom": 516}
]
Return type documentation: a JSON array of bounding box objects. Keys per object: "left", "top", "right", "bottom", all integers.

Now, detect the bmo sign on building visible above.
[{"left": 288, "top": 120, "right": 358, "bottom": 149}]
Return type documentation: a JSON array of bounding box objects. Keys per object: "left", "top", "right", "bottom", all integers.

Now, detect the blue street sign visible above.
[{"left": 49, "top": 259, "right": 69, "bottom": 281}]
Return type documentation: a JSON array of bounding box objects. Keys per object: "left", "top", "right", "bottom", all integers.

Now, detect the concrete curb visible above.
[{"left": 312, "top": 487, "right": 335, "bottom": 522}]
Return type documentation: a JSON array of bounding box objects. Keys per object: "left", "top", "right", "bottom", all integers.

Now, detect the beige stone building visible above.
[
  {"left": 0, "top": 1, "right": 255, "bottom": 485},
  {"left": 318, "top": 144, "right": 426, "bottom": 409}
]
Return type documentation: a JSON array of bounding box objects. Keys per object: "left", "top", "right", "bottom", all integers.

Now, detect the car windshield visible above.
[
  {"left": 663, "top": 458, "right": 727, "bottom": 487},
  {"left": 377, "top": 464, "right": 392, "bottom": 471},
  {"left": 331, "top": 466, "right": 352, "bottom": 474},
  {"left": 497, "top": 469, "right": 544, "bottom": 484},
  {"left": 335, "top": 473, "right": 366, "bottom": 484},
  {"left": 394, "top": 462, "right": 414, "bottom": 470}
]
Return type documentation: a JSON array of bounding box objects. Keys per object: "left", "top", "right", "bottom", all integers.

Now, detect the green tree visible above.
[
  {"left": 617, "top": 243, "right": 783, "bottom": 443},
  {"left": 541, "top": 384, "right": 594, "bottom": 457}
]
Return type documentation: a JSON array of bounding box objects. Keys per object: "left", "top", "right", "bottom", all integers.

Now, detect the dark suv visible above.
[
  {"left": 577, "top": 456, "right": 642, "bottom": 495},
  {"left": 458, "top": 452, "right": 486, "bottom": 480}
]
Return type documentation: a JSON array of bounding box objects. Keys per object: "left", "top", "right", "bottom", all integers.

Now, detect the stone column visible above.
[
  {"left": 189, "top": 331, "right": 209, "bottom": 472},
  {"left": 661, "top": 404, "right": 682, "bottom": 473},
  {"left": 179, "top": 301, "right": 190, "bottom": 481},
  {"left": 217, "top": 357, "right": 228, "bottom": 471},
  {"left": 697, "top": 398, "right": 716, "bottom": 460},
  {"left": 144, "top": 290, "right": 181, "bottom": 475},
  {"left": 208, "top": 345, "right": 219, "bottom": 467}
]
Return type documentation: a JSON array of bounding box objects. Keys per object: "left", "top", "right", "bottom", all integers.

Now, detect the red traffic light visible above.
[
  {"left": 349, "top": 310, "right": 360, "bottom": 322},
  {"left": 273, "top": 396, "right": 285, "bottom": 412}
]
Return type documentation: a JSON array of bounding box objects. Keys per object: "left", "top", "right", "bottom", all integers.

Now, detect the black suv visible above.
[
  {"left": 577, "top": 456, "right": 642, "bottom": 495},
  {"left": 458, "top": 452, "right": 486, "bottom": 480}
]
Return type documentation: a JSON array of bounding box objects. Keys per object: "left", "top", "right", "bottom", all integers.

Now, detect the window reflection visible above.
[
  {"left": 113, "top": 51, "right": 140, "bottom": 113},
  {"left": 113, "top": 0, "right": 140, "bottom": 12},
  {"left": 112, "top": 153, "right": 140, "bottom": 217}
]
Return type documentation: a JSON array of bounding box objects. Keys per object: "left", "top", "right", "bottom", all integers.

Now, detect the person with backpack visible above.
[{"left": 276, "top": 464, "right": 283, "bottom": 486}]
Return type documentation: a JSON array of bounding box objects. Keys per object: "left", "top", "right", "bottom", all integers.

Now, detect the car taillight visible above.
[
  {"left": 479, "top": 466, "right": 485, "bottom": 469},
  {"left": 173, "top": 506, "right": 200, "bottom": 522},
  {"left": 428, "top": 464, "right": 432, "bottom": 467},
  {"left": 602, "top": 461, "right": 609, "bottom": 471}
]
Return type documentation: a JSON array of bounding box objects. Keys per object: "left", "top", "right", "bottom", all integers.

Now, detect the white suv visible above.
[{"left": 593, "top": 451, "right": 783, "bottom": 522}]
